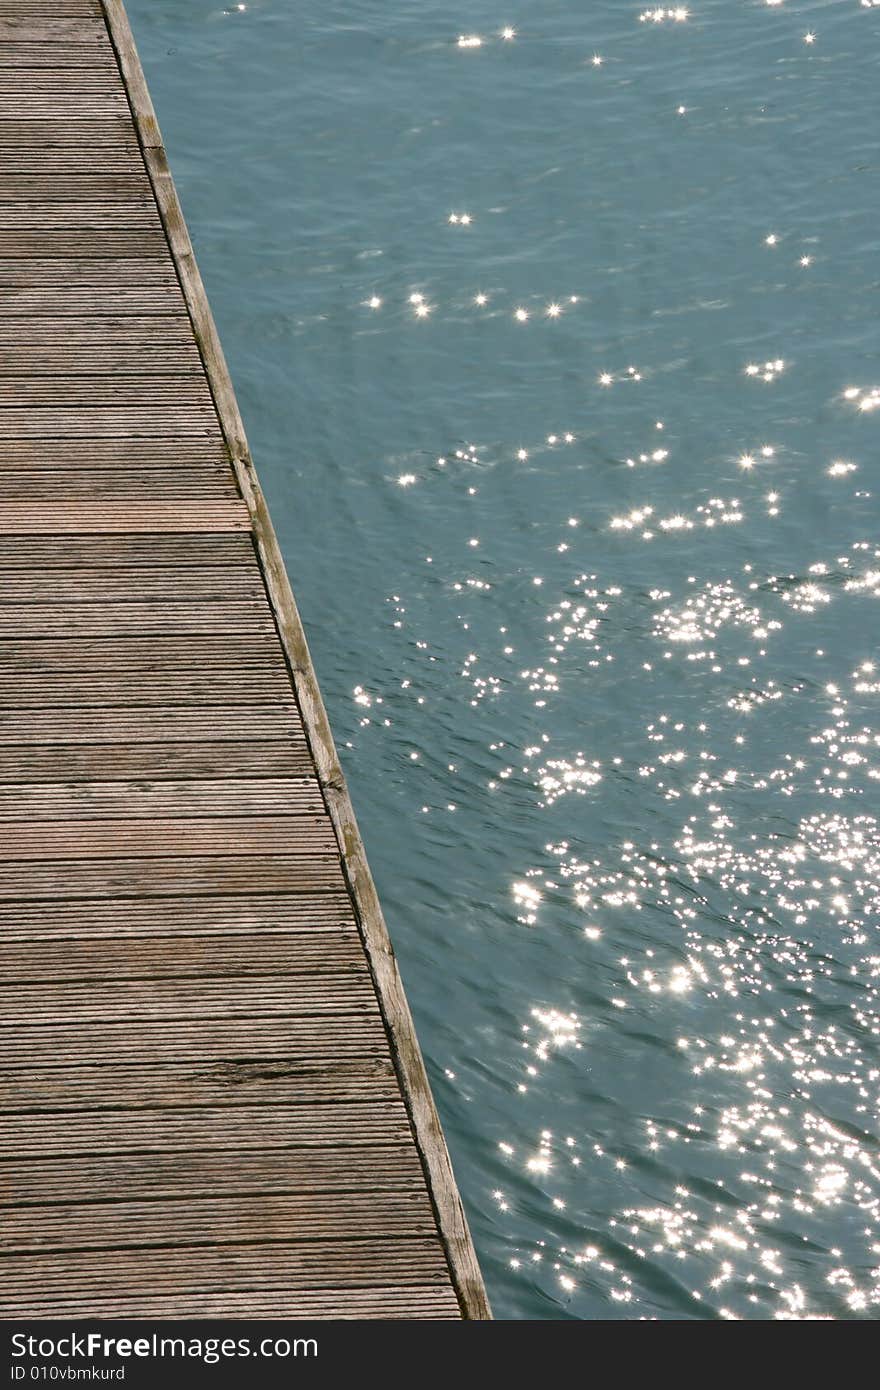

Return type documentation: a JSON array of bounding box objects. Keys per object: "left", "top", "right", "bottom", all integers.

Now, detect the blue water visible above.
[{"left": 128, "top": 0, "right": 880, "bottom": 1318}]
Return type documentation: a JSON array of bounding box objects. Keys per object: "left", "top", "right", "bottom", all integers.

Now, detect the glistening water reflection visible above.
[{"left": 129, "top": 0, "right": 879, "bottom": 1318}]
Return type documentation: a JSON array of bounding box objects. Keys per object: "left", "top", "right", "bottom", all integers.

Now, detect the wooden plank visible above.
[
  {"left": 0, "top": 852, "right": 345, "bottom": 900},
  {"left": 0, "top": 17, "right": 106, "bottom": 38},
  {"left": 0, "top": 707, "right": 302, "bottom": 744},
  {"left": 0, "top": 317, "right": 203, "bottom": 342},
  {"left": 0, "top": 741, "right": 311, "bottom": 783},
  {"left": 0, "top": 1014, "right": 388, "bottom": 1068},
  {"left": 0, "top": 406, "right": 221, "bottom": 437},
  {"left": 0, "top": 229, "right": 166, "bottom": 254},
  {"left": 0, "top": 974, "right": 376, "bottom": 1023},
  {"left": 0, "top": 668, "right": 291, "bottom": 703},
  {"left": 0, "top": 1062, "right": 398, "bottom": 1115},
  {"left": 0, "top": 602, "right": 277, "bottom": 637},
  {"left": 0, "top": 95, "right": 130, "bottom": 116},
  {"left": 0, "top": 1287, "right": 461, "bottom": 1320},
  {"left": 0, "top": 1238, "right": 454, "bottom": 1302},
  {"left": 0, "top": 436, "right": 231, "bottom": 464},
  {"left": 0, "top": 633, "right": 278, "bottom": 668},
  {"left": 0, "top": 1105, "right": 411, "bottom": 1159},
  {"left": 0, "top": 926, "right": 354, "bottom": 980},
  {"left": 1, "top": 1191, "right": 438, "bottom": 1254},
  {"left": 0, "top": 115, "right": 136, "bottom": 140},
  {"left": 0, "top": 76, "right": 125, "bottom": 93},
  {"left": 3, "top": 1187, "right": 439, "bottom": 1252},
  {"left": 0, "top": 149, "right": 144, "bottom": 174},
  {"left": 0, "top": 534, "right": 251, "bottom": 566},
  {"left": 0, "top": 502, "right": 250, "bottom": 531},
  {"left": 0, "top": 815, "right": 337, "bottom": 861},
  {"left": 0, "top": 566, "right": 264, "bottom": 601},
  {"left": 0, "top": 257, "right": 179, "bottom": 283},
  {"left": 0, "top": 49, "right": 119, "bottom": 72},
  {"left": 0, "top": 469, "right": 240, "bottom": 499},
  {"left": 0, "top": 349, "right": 203, "bottom": 375},
  {"left": 0, "top": 2, "right": 102, "bottom": 14},
  {"left": 0, "top": 892, "right": 356, "bottom": 941},
  {"left": 0, "top": 202, "right": 159, "bottom": 227},
  {"left": 0, "top": 778, "right": 323, "bottom": 820},
  {"left": 0, "top": 286, "right": 186, "bottom": 313},
  {"left": 0, "top": 1147, "right": 424, "bottom": 1206},
  {"left": 0, "top": 376, "right": 210, "bottom": 404}
]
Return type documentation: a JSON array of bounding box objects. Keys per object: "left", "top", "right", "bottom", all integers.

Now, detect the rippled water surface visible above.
[{"left": 128, "top": 0, "right": 879, "bottom": 1318}]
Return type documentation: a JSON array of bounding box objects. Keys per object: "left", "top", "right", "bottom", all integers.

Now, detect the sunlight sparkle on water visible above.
[{"left": 329, "top": 0, "right": 880, "bottom": 1320}]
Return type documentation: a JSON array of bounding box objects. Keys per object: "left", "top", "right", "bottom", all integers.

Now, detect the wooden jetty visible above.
[{"left": 0, "top": 0, "right": 489, "bottom": 1320}]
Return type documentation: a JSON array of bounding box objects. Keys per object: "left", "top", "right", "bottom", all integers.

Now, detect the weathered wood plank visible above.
[
  {"left": 0, "top": 502, "right": 249, "bottom": 531},
  {"left": 0, "top": 229, "right": 165, "bottom": 254},
  {"left": 0, "top": 633, "right": 278, "bottom": 668},
  {"left": 0, "top": 1062, "right": 398, "bottom": 1114},
  {"left": 1, "top": 1191, "right": 437, "bottom": 1254},
  {"left": 0, "top": 17, "right": 106, "bottom": 38},
  {"left": 0, "top": 375, "right": 210, "bottom": 404},
  {"left": 0, "top": 1147, "right": 423, "bottom": 1207},
  {"left": 0, "top": 852, "right": 345, "bottom": 900},
  {"left": 0, "top": 469, "right": 240, "bottom": 499},
  {"left": 0, "top": 707, "right": 301, "bottom": 744},
  {"left": 0, "top": 149, "right": 144, "bottom": 174},
  {"left": 0, "top": 538, "right": 253, "bottom": 570},
  {"left": 0, "top": 1239, "right": 454, "bottom": 1303},
  {"left": 0, "top": 668, "right": 291, "bottom": 704},
  {"left": 0, "top": 602, "right": 277, "bottom": 637},
  {"left": 0, "top": 1287, "right": 461, "bottom": 1320},
  {"left": 0, "top": 350, "right": 203, "bottom": 375},
  {"left": 0, "top": 49, "right": 119, "bottom": 72},
  {"left": 0, "top": 566, "right": 264, "bottom": 601},
  {"left": 0, "top": 778, "right": 322, "bottom": 820},
  {"left": 0, "top": 2, "right": 102, "bottom": 14},
  {"left": 0, "top": 1105, "right": 411, "bottom": 1159},
  {"left": 0, "top": 740, "right": 311, "bottom": 783},
  {"left": 0, "top": 892, "right": 356, "bottom": 941},
  {"left": 0, "top": 286, "right": 186, "bottom": 313},
  {"left": 0, "top": 257, "right": 178, "bottom": 284},
  {"left": 0, "top": 70, "right": 111, "bottom": 89},
  {"left": 0, "top": 1014, "right": 387, "bottom": 1068},
  {"left": 0, "top": 95, "right": 130, "bottom": 117},
  {"left": 0, "top": 815, "right": 337, "bottom": 861},
  {"left": 0, "top": 202, "right": 160, "bottom": 227},
  {"left": 0, "top": 317, "right": 206, "bottom": 342},
  {"left": 0, "top": 406, "right": 221, "bottom": 437},
  {"left": 0, "top": 974, "right": 376, "bottom": 1023},
  {"left": 0, "top": 926, "right": 353, "bottom": 980},
  {"left": 0, "top": 436, "right": 231, "bottom": 464}
]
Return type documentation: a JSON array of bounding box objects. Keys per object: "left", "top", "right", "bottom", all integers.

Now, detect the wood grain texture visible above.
[
  {"left": 0, "top": 502, "right": 250, "bottom": 531},
  {"left": 0, "top": 777, "right": 323, "bottom": 818},
  {"left": 1, "top": 1146, "right": 423, "bottom": 1205},
  {"left": 2, "top": 1190, "right": 439, "bottom": 1253},
  {"left": 0, "top": 740, "right": 312, "bottom": 783},
  {"left": 0, "top": 891, "right": 357, "bottom": 941},
  {"left": 0, "top": 285, "right": 186, "bottom": 312},
  {"left": 0, "top": 1238, "right": 455, "bottom": 1303},
  {"left": 2, "top": 1288, "right": 461, "bottom": 1320},
  {"left": 0, "top": 0, "right": 488, "bottom": 1321},
  {"left": 2, "top": 1014, "right": 391, "bottom": 1068},
  {"left": 1, "top": 927, "right": 357, "bottom": 981}
]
